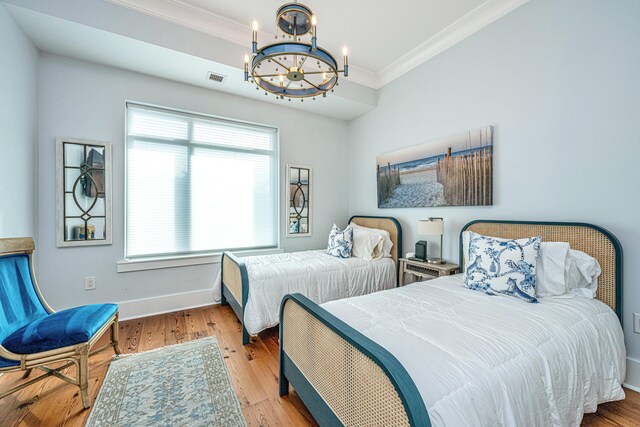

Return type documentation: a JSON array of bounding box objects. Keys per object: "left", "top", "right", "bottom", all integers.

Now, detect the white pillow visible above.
[
  {"left": 351, "top": 227, "right": 384, "bottom": 260},
  {"left": 566, "top": 249, "right": 601, "bottom": 298},
  {"left": 462, "top": 230, "right": 471, "bottom": 274},
  {"left": 535, "top": 242, "right": 570, "bottom": 298},
  {"left": 349, "top": 222, "right": 393, "bottom": 258}
]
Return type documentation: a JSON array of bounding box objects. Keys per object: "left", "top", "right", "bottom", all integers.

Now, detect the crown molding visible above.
[
  {"left": 375, "top": 0, "right": 530, "bottom": 88},
  {"left": 104, "top": 0, "right": 528, "bottom": 89},
  {"left": 104, "top": 0, "right": 249, "bottom": 45},
  {"left": 103, "top": 0, "right": 377, "bottom": 88}
]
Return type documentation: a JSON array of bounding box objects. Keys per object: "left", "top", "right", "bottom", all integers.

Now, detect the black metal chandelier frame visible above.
[{"left": 244, "top": 1, "right": 348, "bottom": 101}]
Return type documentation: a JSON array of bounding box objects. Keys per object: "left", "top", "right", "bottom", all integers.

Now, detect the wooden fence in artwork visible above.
[
  {"left": 436, "top": 146, "right": 493, "bottom": 206},
  {"left": 377, "top": 163, "right": 401, "bottom": 203}
]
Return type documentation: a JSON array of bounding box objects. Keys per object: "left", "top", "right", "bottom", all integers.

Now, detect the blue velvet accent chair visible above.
[{"left": 0, "top": 237, "right": 121, "bottom": 409}]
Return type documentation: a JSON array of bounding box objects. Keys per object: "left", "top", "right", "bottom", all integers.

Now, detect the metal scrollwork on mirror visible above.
[
  {"left": 56, "top": 138, "right": 112, "bottom": 247},
  {"left": 286, "top": 164, "right": 312, "bottom": 237}
]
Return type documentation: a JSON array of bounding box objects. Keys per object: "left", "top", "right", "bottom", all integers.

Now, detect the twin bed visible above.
[
  {"left": 218, "top": 216, "right": 402, "bottom": 345},
  {"left": 278, "top": 220, "right": 625, "bottom": 426}
]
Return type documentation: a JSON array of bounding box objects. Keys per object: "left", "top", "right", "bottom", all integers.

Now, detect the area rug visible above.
[{"left": 86, "top": 337, "right": 246, "bottom": 427}]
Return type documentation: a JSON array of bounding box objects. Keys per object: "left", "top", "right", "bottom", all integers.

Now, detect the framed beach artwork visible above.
[{"left": 377, "top": 126, "right": 493, "bottom": 208}]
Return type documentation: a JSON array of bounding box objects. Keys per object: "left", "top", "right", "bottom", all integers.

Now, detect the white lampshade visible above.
[{"left": 418, "top": 218, "right": 444, "bottom": 235}]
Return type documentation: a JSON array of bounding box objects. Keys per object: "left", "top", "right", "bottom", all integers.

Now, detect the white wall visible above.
[
  {"left": 348, "top": 0, "right": 640, "bottom": 376},
  {"left": 37, "top": 54, "right": 349, "bottom": 317},
  {"left": 0, "top": 5, "right": 38, "bottom": 237}
]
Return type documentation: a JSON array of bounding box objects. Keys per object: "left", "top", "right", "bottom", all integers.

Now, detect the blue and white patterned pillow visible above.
[
  {"left": 463, "top": 231, "right": 542, "bottom": 303},
  {"left": 326, "top": 224, "right": 353, "bottom": 258}
]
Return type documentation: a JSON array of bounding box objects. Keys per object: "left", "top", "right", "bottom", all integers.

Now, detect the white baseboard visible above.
[
  {"left": 624, "top": 357, "right": 640, "bottom": 392},
  {"left": 117, "top": 288, "right": 218, "bottom": 321}
]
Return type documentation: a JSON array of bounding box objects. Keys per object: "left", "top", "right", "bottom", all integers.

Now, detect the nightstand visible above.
[{"left": 399, "top": 258, "right": 460, "bottom": 286}]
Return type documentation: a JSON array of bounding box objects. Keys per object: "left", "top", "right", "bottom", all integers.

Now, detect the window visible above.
[{"left": 125, "top": 103, "right": 278, "bottom": 259}]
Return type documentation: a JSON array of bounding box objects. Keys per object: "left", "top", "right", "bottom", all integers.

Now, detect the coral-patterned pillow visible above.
[
  {"left": 326, "top": 224, "right": 353, "bottom": 259},
  {"left": 463, "top": 231, "right": 542, "bottom": 303}
]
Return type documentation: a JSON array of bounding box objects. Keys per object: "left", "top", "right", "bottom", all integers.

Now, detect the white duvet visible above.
[
  {"left": 213, "top": 250, "right": 396, "bottom": 335},
  {"left": 321, "top": 275, "right": 626, "bottom": 427}
]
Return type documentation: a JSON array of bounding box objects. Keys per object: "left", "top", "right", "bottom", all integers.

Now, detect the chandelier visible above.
[{"left": 243, "top": 1, "right": 349, "bottom": 101}]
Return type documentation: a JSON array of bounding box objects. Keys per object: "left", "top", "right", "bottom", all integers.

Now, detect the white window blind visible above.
[{"left": 125, "top": 104, "right": 278, "bottom": 259}]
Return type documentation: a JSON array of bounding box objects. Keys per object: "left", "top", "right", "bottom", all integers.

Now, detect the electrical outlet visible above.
[
  {"left": 85, "top": 276, "right": 96, "bottom": 291},
  {"left": 635, "top": 313, "right": 640, "bottom": 334}
]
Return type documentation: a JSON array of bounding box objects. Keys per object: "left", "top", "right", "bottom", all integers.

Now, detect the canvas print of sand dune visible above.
[{"left": 377, "top": 126, "right": 493, "bottom": 208}]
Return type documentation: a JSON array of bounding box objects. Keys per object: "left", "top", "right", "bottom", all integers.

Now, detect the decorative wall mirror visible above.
[
  {"left": 286, "top": 164, "right": 312, "bottom": 237},
  {"left": 56, "top": 138, "right": 112, "bottom": 247}
]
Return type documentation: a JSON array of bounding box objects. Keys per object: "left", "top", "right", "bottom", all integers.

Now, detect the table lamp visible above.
[{"left": 418, "top": 217, "right": 445, "bottom": 264}]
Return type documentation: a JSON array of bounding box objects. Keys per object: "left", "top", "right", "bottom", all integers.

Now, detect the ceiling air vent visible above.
[{"left": 207, "top": 72, "right": 225, "bottom": 83}]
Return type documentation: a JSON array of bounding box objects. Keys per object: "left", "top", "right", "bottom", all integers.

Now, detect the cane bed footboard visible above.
[
  {"left": 221, "top": 252, "right": 250, "bottom": 344},
  {"left": 279, "top": 294, "right": 430, "bottom": 427},
  {"left": 222, "top": 253, "right": 243, "bottom": 305}
]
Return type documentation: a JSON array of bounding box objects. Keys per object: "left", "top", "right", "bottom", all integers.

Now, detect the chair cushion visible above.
[{"left": 2, "top": 304, "right": 118, "bottom": 355}]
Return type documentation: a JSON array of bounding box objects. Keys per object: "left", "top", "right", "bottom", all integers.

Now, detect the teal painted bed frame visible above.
[
  {"left": 221, "top": 215, "right": 403, "bottom": 345},
  {"left": 220, "top": 251, "right": 250, "bottom": 344},
  {"left": 279, "top": 220, "right": 624, "bottom": 426}
]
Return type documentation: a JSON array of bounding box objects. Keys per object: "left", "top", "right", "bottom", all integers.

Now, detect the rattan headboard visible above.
[
  {"left": 349, "top": 216, "right": 402, "bottom": 268},
  {"left": 460, "top": 220, "right": 623, "bottom": 319}
]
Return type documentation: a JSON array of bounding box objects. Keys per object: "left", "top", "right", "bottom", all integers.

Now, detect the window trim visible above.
[
  {"left": 123, "top": 101, "right": 280, "bottom": 264},
  {"left": 116, "top": 247, "right": 285, "bottom": 273}
]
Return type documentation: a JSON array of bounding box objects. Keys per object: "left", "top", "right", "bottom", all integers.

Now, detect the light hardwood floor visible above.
[{"left": 0, "top": 304, "right": 637, "bottom": 426}]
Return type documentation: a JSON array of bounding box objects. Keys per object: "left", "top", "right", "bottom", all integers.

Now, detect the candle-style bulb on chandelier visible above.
[{"left": 243, "top": 1, "right": 349, "bottom": 100}]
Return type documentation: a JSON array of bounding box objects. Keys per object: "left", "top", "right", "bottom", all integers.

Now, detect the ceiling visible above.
[
  {"left": 105, "top": 0, "right": 530, "bottom": 88},
  {"left": 180, "top": 0, "right": 487, "bottom": 72},
  {"left": 3, "top": 0, "right": 529, "bottom": 120},
  {"left": 5, "top": 2, "right": 376, "bottom": 120}
]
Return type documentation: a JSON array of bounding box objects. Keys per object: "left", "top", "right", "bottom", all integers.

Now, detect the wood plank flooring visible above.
[{"left": 0, "top": 304, "right": 637, "bottom": 426}]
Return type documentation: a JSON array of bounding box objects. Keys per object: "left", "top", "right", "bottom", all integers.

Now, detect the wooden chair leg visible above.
[
  {"left": 78, "top": 346, "right": 91, "bottom": 409},
  {"left": 22, "top": 369, "right": 33, "bottom": 379},
  {"left": 111, "top": 316, "right": 122, "bottom": 355}
]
